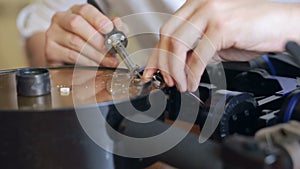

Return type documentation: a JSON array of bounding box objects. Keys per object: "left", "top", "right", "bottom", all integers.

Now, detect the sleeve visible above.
[{"left": 17, "top": 0, "right": 86, "bottom": 39}]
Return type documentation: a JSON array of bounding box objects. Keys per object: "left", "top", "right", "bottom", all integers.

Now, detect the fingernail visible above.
[
  {"left": 114, "top": 18, "right": 123, "bottom": 29},
  {"left": 176, "top": 84, "right": 182, "bottom": 92},
  {"left": 164, "top": 77, "right": 169, "bottom": 85},
  {"left": 100, "top": 20, "right": 113, "bottom": 34},
  {"left": 177, "top": 83, "right": 187, "bottom": 92},
  {"left": 188, "top": 86, "right": 197, "bottom": 92},
  {"left": 142, "top": 70, "right": 151, "bottom": 80},
  {"left": 188, "top": 83, "right": 194, "bottom": 92}
]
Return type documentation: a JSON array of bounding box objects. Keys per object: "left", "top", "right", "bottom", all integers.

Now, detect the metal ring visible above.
[{"left": 16, "top": 68, "right": 51, "bottom": 96}]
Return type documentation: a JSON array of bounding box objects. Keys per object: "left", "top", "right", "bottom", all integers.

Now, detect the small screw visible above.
[
  {"left": 264, "top": 155, "right": 277, "bottom": 165},
  {"left": 244, "top": 110, "right": 250, "bottom": 116},
  {"left": 120, "top": 36, "right": 125, "bottom": 41},
  {"left": 107, "top": 39, "right": 112, "bottom": 45},
  {"left": 232, "top": 114, "right": 238, "bottom": 121},
  {"left": 60, "top": 87, "right": 70, "bottom": 96}
]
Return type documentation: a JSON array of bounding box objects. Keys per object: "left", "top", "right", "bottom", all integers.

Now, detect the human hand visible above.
[
  {"left": 144, "top": 0, "right": 300, "bottom": 92},
  {"left": 45, "top": 4, "right": 128, "bottom": 66}
]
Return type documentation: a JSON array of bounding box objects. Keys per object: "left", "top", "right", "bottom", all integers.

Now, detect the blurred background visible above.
[{"left": 0, "top": 0, "right": 31, "bottom": 70}]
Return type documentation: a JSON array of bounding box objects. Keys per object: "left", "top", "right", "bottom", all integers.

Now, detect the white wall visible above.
[{"left": 0, "top": 0, "right": 30, "bottom": 70}]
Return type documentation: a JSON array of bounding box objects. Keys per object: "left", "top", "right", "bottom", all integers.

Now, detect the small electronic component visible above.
[{"left": 59, "top": 87, "right": 70, "bottom": 96}]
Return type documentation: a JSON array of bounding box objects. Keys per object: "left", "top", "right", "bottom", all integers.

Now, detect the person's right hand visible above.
[{"left": 45, "top": 4, "right": 127, "bottom": 66}]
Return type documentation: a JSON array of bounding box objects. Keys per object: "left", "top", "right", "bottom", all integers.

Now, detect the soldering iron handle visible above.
[{"left": 104, "top": 28, "right": 128, "bottom": 53}]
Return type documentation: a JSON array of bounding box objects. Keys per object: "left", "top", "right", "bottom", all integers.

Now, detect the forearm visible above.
[{"left": 25, "top": 32, "right": 47, "bottom": 67}]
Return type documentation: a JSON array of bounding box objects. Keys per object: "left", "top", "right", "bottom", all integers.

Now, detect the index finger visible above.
[{"left": 71, "top": 4, "right": 114, "bottom": 34}]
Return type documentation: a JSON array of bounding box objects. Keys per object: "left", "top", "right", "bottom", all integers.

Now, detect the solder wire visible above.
[
  {"left": 187, "top": 91, "right": 205, "bottom": 106},
  {"left": 153, "top": 71, "right": 205, "bottom": 106}
]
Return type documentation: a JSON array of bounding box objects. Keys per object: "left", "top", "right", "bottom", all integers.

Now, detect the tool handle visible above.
[{"left": 104, "top": 28, "right": 128, "bottom": 53}]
